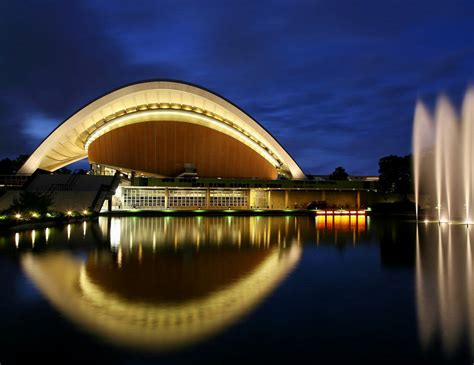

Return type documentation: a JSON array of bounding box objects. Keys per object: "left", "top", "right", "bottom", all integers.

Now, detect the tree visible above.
[
  {"left": 0, "top": 155, "right": 30, "bottom": 174},
  {"left": 329, "top": 166, "right": 349, "bottom": 181},
  {"left": 378, "top": 155, "right": 412, "bottom": 195},
  {"left": 56, "top": 166, "right": 72, "bottom": 174},
  {"left": 6, "top": 191, "right": 53, "bottom": 215}
]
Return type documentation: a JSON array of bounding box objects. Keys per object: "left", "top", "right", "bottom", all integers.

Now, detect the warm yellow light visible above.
[
  {"left": 67, "top": 211, "right": 73, "bottom": 216},
  {"left": 84, "top": 109, "right": 281, "bottom": 167},
  {"left": 32, "top": 212, "right": 39, "bottom": 218},
  {"left": 83, "top": 210, "right": 88, "bottom": 215},
  {"left": 15, "top": 213, "right": 21, "bottom": 219}
]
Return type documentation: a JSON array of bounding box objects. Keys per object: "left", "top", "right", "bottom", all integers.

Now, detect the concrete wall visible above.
[
  {"left": 26, "top": 175, "right": 114, "bottom": 192},
  {"left": 0, "top": 175, "right": 117, "bottom": 213},
  {"left": 0, "top": 191, "right": 20, "bottom": 211},
  {"left": 0, "top": 190, "right": 100, "bottom": 212},
  {"left": 269, "top": 190, "right": 286, "bottom": 209}
]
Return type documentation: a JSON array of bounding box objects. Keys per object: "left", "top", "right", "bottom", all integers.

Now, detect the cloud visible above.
[
  {"left": 0, "top": 0, "right": 473, "bottom": 174},
  {"left": 22, "top": 113, "right": 58, "bottom": 140}
]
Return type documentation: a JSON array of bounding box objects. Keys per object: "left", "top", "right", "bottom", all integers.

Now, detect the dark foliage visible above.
[
  {"left": 0, "top": 155, "right": 29, "bottom": 174},
  {"left": 378, "top": 155, "right": 413, "bottom": 195},
  {"left": 5, "top": 191, "right": 53, "bottom": 214},
  {"left": 56, "top": 167, "right": 72, "bottom": 174},
  {"left": 329, "top": 166, "right": 349, "bottom": 180},
  {"left": 371, "top": 201, "right": 416, "bottom": 214}
]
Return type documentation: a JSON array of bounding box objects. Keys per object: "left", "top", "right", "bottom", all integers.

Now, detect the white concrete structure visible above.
[{"left": 19, "top": 81, "right": 305, "bottom": 179}]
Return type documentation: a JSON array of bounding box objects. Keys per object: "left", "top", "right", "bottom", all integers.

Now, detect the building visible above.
[{"left": 12, "top": 80, "right": 376, "bottom": 212}]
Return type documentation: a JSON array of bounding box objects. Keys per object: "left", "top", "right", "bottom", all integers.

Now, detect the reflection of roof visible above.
[
  {"left": 19, "top": 80, "right": 305, "bottom": 178},
  {"left": 22, "top": 244, "right": 301, "bottom": 351},
  {"left": 86, "top": 249, "right": 272, "bottom": 303}
]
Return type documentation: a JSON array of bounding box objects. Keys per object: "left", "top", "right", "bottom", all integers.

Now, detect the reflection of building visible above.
[
  {"left": 21, "top": 216, "right": 301, "bottom": 351},
  {"left": 102, "top": 216, "right": 303, "bottom": 250},
  {"left": 9, "top": 81, "right": 376, "bottom": 212},
  {"left": 416, "top": 225, "right": 474, "bottom": 357}
]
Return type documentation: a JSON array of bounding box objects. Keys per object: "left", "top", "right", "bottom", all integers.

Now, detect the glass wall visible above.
[
  {"left": 210, "top": 190, "right": 248, "bottom": 208},
  {"left": 169, "top": 190, "right": 206, "bottom": 208},
  {"left": 122, "top": 188, "right": 166, "bottom": 209},
  {"left": 117, "top": 187, "right": 249, "bottom": 209}
]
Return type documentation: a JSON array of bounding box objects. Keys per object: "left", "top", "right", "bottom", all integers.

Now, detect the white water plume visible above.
[{"left": 413, "top": 87, "right": 474, "bottom": 223}]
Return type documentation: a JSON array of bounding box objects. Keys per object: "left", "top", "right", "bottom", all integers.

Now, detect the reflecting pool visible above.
[{"left": 0, "top": 216, "right": 472, "bottom": 364}]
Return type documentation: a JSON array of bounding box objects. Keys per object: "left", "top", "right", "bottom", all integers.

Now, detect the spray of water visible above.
[
  {"left": 412, "top": 102, "right": 432, "bottom": 220},
  {"left": 413, "top": 87, "right": 474, "bottom": 223}
]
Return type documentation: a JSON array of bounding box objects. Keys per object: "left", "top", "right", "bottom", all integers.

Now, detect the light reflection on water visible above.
[
  {"left": 18, "top": 216, "right": 307, "bottom": 351},
  {"left": 2, "top": 216, "right": 474, "bottom": 362},
  {"left": 416, "top": 223, "right": 474, "bottom": 358}
]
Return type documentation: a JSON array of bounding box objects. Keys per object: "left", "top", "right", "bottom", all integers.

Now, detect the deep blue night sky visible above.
[{"left": 1, "top": 0, "right": 473, "bottom": 174}]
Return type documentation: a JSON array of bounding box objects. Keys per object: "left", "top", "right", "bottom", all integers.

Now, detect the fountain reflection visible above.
[
  {"left": 21, "top": 216, "right": 302, "bottom": 352},
  {"left": 416, "top": 223, "right": 474, "bottom": 357}
]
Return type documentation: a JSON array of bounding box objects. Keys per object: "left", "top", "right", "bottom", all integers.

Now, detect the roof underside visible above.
[{"left": 19, "top": 81, "right": 305, "bottom": 179}]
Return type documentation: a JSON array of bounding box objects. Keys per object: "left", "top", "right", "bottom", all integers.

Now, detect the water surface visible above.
[{"left": 0, "top": 216, "right": 471, "bottom": 364}]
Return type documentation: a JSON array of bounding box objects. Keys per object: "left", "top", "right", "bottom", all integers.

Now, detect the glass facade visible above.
[
  {"left": 117, "top": 187, "right": 250, "bottom": 209},
  {"left": 122, "top": 188, "right": 166, "bottom": 209},
  {"left": 169, "top": 190, "right": 206, "bottom": 208},
  {"left": 253, "top": 190, "right": 269, "bottom": 208},
  {"left": 210, "top": 190, "right": 248, "bottom": 207}
]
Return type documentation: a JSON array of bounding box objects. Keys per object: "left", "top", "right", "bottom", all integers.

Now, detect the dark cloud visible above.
[{"left": 0, "top": 0, "right": 473, "bottom": 174}]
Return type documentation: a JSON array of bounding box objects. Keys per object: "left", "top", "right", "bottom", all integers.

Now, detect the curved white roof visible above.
[{"left": 19, "top": 81, "right": 305, "bottom": 178}]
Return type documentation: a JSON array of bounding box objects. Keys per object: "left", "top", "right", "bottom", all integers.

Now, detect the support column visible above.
[
  {"left": 108, "top": 197, "right": 112, "bottom": 212},
  {"left": 165, "top": 188, "right": 169, "bottom": 209},
  {"left": 267, "top": 190, "right": 271, "bottom": 209},
  {"left": 205, "top": 188, "right": 210, "bottom": 208},
  {"left": 284, "top": 190, "right": 289, "bottom": 209},
  {"left": 357, "top": 190, "right": 360, "bottom": 209}
]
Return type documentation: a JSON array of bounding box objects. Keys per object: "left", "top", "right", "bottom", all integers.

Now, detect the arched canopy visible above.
[{"left": 19, "top": 81, "right": 305, "bottom": 179}]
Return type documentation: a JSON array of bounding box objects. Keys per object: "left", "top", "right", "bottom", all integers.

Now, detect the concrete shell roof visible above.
[{"left": 19, "top": 80, "right": 305, "bottom": 178}]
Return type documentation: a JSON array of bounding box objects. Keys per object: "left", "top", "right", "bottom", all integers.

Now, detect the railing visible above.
[
  {"left": 0, "top": 174, "right": 31, "bottom": 187},
  {"left": 90, "top": 171, "right": 122, "bottom": 212}
]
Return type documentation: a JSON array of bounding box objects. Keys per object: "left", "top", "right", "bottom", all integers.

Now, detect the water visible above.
[
  {"left": 0, "top": 216, "right": 472, "bottom": 364},
  {"left": 413, "top": 87, "right": 474, "bottom": 222}
]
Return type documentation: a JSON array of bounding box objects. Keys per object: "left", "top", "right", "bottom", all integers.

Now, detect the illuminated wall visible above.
[{"left": 88, "top": 121, "right": 277, "bottom": 179}]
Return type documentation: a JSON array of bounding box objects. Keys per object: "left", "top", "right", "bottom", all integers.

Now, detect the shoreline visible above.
[
  {"left": 0, "top": 216, "right": 98, "bottom": 232},
  {"left": 1, "top": 209, "right": 418, "bottom": 232}
]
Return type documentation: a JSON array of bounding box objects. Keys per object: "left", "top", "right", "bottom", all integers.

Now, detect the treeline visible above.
[
  {"left": 0, "top": 155, "right": 29, "bottom": 174},
  {"left": 307, "top": 155, "right": 413, "bottom": 194},
  {"left": 0, "top": 155, "right": 77, "bottom": 175}
]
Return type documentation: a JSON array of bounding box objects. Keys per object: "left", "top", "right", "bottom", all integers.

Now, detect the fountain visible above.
[{"left": 413, "top": 87, "right": 474, "bottom": 223}]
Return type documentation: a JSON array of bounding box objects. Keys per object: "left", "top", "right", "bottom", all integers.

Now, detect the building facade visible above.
[{"left": 18, "top": 81, "right": 375, "bottom": 212}]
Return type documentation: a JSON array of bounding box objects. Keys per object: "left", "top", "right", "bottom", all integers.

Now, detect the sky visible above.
[{"left": 0, "top": 0, "right": 473, "bottom": 175}]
